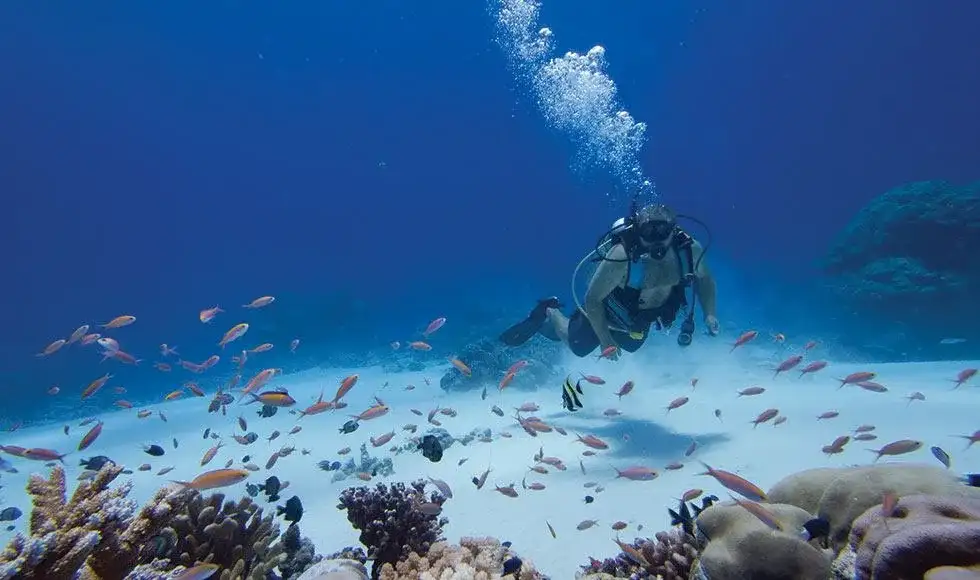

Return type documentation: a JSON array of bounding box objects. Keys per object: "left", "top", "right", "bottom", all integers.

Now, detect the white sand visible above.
[{"left": 1, "top": 339, "right": 978, "bottom": 579}]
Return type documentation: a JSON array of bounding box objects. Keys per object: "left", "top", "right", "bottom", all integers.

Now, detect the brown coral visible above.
[
  {"left": 161, "top": 491, "right": 285, "bottom": 580},
  {"left": 378, "top": 536, "right": 542, "bottom": 580},
  {"left": 0, "top": 463, "right": 192, "bottom": 580},
  {"left": 581, "top": 528, "right": 698, "bottom": 579},
  {"left": 0, "top": 465, "right": 289, "bottom": 580},
  {"left": 833, "top": 494, "right": 980, "bottom": 580}
]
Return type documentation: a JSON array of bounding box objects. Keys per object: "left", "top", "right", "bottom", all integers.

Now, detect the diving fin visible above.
[{"left": 499, "top": 297, "right": 561, "bottom": 346}]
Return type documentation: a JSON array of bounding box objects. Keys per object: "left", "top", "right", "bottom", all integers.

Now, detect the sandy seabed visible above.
[{"left": 1, "top": 338, "right": 977, "bottom": 579}]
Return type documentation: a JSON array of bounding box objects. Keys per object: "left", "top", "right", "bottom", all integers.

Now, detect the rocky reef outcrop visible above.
[
  {"left": 439, "top": 336, "right": 561, "bottom": 393},
  {"left": 823, "top": 180, "right": 980, "bottom": 348}
]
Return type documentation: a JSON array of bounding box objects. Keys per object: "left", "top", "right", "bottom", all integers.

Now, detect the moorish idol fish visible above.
[{"left": 562, "top": 375, "right": 584, "bottom": 412}]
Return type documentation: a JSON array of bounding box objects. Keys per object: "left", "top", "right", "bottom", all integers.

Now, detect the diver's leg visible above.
[
  {"left": 499, "top": 297, "right": 562, "bottom": 346},
  {"left": 565, "top": 310, "right": 600, "bottom": 357},
  {"left": 542, "top": 307, "right": 569, "bottom": 343}
]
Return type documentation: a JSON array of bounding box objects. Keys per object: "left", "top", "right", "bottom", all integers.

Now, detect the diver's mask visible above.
[{"left": 637, "top": 219, "right": 676, "bottom": 259}]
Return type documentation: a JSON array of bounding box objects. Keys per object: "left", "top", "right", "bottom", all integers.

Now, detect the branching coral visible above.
[
  {"left": 0, "top": 465, "right": 297, "bottom": 580},
  {"left": 580, "top": 529, "right": 698, "bottom": 579},
  {"left": 0, "top": 463, "right": 194, "bottom": 580},
  {"left": 337, "top": 480, "right": 448, "bottom": 579},
  {"left": 378, "top": 537, "right": 543, "bottom": 580},
  {"left": 161, "top": 492, "right": 285, "bottom": 579}
]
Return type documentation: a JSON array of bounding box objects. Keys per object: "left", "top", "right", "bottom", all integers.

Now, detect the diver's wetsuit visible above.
[
  {"left": 555, "top": 280, "right": 688, "bottom": 357},
  {"left": 538, "top": 232, "right": 696, "bottom": 357}
]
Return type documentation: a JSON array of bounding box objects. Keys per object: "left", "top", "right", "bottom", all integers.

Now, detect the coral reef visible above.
[
  {"left": 279, "top": 523, "right": 323, "bottom": 579},
  {"left": 690, "top": 500, "right": 831, "bottom": 580},
  {"left": 326, "top": 444, "right": 395, "bottom": 483},
  {"left": 831, "top": 494, "right": 980, "bottom": 580},
  {"left": 0, "top": 465, "right": 309, "bottom": 580},
  {"left": 160, "top": 491, "right": 284, "bottom": 578},
  {"left": 822, "top": 179, "right": 980, "bottom": 348},
  {"left": 438, "top": 337, "right": 560, "bottom": 393},
  {"left": 337, "top": 480, "right": 448, "bottom": 579},
  {"left": 296, "top": 558, "right": 369, "bottom": 580},
  {"left": 0, "top": 463, "right": 195, "bottom": 580},
  {"left": 578, "top": 528, "right": 698, "bottom": 579},
  {"left": 378, "top": 536, "right": 543, "bottom": 580},
  {"left": 767, "top": 463, "right": 980, "bottom": 550}
]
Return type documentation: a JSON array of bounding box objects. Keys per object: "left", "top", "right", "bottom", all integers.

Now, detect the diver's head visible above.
[{"left": 633, "top": 203, "right": 677, "bottom": 259}]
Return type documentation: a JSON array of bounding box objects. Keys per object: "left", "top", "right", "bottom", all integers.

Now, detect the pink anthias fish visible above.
[{"left": 423, "top": 317, "right": 446, "bottom": 337}]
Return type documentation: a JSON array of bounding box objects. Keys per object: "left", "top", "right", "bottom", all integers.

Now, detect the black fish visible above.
[
  {"left": 257, "top": 405, "right": 278, "bottom": 418},
  {"left": 0, "top": 507, "right": 22, "bottom": 522},
  {"left": 172, "top": 438, "right": 179, "bottom": 449},
  {"left": 502, "top": 556, "right": 522, "bottom": 575},
  {"left": 419, "top": 434, "right": 443, "bottom": 462},
  {"left": 143, "top": 445, "right": 165, "bottom": 457},
  {"left": 242, "top": 455, "right": 251, "bottom": 463},
  {"left": 277, "top": 495, "right": 303, "bottom": 524},
  {"left": 79, "top": 456, "right": 115, "bottom": 470},
  {"left": 339, "top": 420, "right": 359, "bottom": 434},
  {"left": 203, "top": 428, "right": 210, "bottom": 440},
  {"left": 583, "top": 495, "right": 594, "bottom": 504},
  {"left": 802, "top": 517, "right": 830, "bottom": 541},
  {"left": 964, "top": 473, "right": 980, "bottom": 488},
  {"left": 930, "top": 446, "right": 951, "bottom": 469},
  {"left": 668, "top": 500, "right": 695, "bottom": 537},
  {"left": 245, "top": 483, "right": 259, "bottom": 498},
  {"left": 258, "top": 476, "right": 281, "bottom": 502},
  {"left": 691, "top": 494, "right": 719, "bottom": 517},
  {"left": 561, "top": 376, "right": 584, "bottom": 412},
  {"left": 501, "top": 541, "right": 512, "bottom": 548}
]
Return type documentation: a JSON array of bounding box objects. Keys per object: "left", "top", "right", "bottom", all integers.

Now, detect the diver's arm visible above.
[
  {"left": 692, "top": 243, "right": 717, "bottom": 319},
  {"left": 583, "top": 243, "right": 628, "bottom": 347}
]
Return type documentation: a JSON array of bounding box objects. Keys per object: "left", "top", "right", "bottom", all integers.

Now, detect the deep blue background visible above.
[{"left": 1, "top": 1, "right": 977, "bottom": 422}]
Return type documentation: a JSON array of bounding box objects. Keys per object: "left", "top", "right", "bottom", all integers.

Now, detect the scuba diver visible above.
[{"left": 500, "top": 202, "right": 719, "bottom": 357}]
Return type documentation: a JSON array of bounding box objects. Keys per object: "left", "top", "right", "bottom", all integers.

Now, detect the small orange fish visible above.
[
  {"left": 165, "top": 389, "right": 184, "bottom": 401},
  {"left": 408, "top": 341, "right": 432, "bottom": 351},
  {"left": 499, "top": 371, "right": 516, "bottom": 391},
  {"left": 596, "top": 346, "right": 619, "bottom": 360},
  {"left": 423, "top": 317, "right": 447, "bottom": 337},
  {"left": 174, "top": 468, "right": 250, "bottom": 490},
  {"left": 333, "top": 374, "right": 359, "bottom": 403},
  {"left": 77, "top": 421, "right": 103, "bottom": 451},
  {"left": 66, "top": 324, "right": 90, "bottom": 345},
  {"left": 247, "top": 391, "right": 296, "bottom": 407},
  {"left": 248, "top": 343, "right": 274, "bottom": 354},
  {"left": 36, "top": 339, "right": 67, "bottom": 357},
  {"left": 243, "top": 296, "right": 275, "bottom": 309},
  {"left": 837, "top": 371, "right": 876, "bottom": 389},
  {"left": 102, "top": 315, "right": 136, "bottom": 329},
  {"left": 450, "top": 358, "right": 472, "bottom": 377},
  {"left": 81, "top": 373, "right": 113, "bottom": 400},
  {"left": 199, "top": 306, "right": 223, "bottom": 323},
  {"left": 951, "top": 368, "right": 978, "bottom": 389},
  {"left": 351, "top": 404, "right": 390, "bottom": 421},
  {"left": 218, "top": 323, "right": 249, "bottom": 348},
  {"left": 699, "top": 462, "right": 767, "bottom": 501},
  {"left": 730, "top": 330, "right": 758, "bottom": 352}
]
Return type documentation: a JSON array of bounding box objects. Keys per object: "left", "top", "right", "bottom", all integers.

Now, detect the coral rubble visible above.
[{"left": 379, "top": 536, "right": 543, "bottom": 580}]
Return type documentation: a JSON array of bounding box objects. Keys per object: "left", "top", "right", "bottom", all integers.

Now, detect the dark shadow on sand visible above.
[{"left": 543, "top": 412, "right": 730, "bottom": 463}]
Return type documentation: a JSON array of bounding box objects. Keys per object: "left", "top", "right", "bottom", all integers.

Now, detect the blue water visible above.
[{"left": 1, "top": 1, "right": 978, "bottom": 425}]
